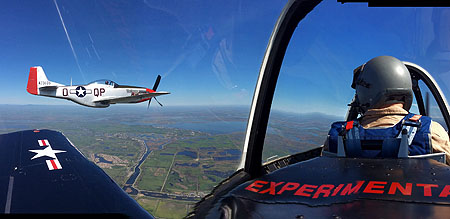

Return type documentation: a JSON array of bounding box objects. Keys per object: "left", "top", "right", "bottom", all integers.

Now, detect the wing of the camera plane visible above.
[{"left": 0, "top": 129, "right": 153, "bottom": 218}]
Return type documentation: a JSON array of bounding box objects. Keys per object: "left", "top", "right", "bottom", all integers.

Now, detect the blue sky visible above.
[
  {"left": 1, "top": 1, "right": 449, "bottom": 117},
  {"left": 0, "top": 0, "right": 287, "bottom": 106},
  {"left": 272, "top": 3, "right": 450, "bottom": 116}
]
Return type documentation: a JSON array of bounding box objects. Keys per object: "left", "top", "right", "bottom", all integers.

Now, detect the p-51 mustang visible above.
[{"left": 27, "top": 66, "right": 170, "bottom": 108}]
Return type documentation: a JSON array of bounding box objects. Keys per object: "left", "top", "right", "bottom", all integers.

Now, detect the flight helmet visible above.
[{"left": 351, "top": 56, "right": 413, "bottom": 113}]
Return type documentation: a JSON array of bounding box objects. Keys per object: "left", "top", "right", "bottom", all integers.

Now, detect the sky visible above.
[
  {"left": 271, "top": 2, "right": 450, "bottom": 117},
  {"left": 1, "top": 1, "right": 450, "bottom": 117},
  {"left": 0, "top": 0, "right": 287, "bottom": 106}
]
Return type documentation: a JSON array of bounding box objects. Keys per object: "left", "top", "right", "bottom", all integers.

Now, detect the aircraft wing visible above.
[
  {"left": 93, "top": 91, "right": 170, "bottom": 104},
  {"left": 0, "top": 129, "right": 152, "bottom": 217}
]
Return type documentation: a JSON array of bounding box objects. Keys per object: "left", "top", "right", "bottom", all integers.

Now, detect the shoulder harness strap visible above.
[
  {"left": 338, "top": 120, "right": 362, "bottom": 157},
  {"left": 398, "top": 114, "right": 422, "bottom": 146},
  {"left": 342, "top": 120, "right": 360, "bottom": 140}
]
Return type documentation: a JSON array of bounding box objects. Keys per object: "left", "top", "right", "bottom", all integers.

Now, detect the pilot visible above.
[{"left": 325, "top": 56, "right": 450, "bottom": 164}]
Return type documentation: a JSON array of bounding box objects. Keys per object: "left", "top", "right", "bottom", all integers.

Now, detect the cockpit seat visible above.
[{"left": 326, "top": 113, "right": 446, "bottom": 163}]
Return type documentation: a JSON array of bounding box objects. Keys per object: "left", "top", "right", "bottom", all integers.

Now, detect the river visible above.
[{"left": 124, "top": 140, "right": 153, "bottom": 185}]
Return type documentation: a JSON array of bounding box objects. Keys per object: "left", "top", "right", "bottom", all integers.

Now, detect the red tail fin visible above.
[{"left": 27, "top": 67, "right": 38, "bottom": 95}]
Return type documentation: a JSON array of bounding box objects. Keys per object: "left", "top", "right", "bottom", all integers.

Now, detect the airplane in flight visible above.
[{"left": 26, "top": 66, "right": 170, "bottom": 108}]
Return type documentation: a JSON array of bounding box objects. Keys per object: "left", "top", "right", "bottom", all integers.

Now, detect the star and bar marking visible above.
[
  {"left": 69, "top": 86, "right": 92, "bottom": 98},
  {"left": 29, "top": 139, "right": 66, "bottom": 170}
]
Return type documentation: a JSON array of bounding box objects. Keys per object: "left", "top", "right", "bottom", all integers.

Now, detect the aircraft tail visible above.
[{"left": 27, "top": 66, "right": 62, "bottom": 95}]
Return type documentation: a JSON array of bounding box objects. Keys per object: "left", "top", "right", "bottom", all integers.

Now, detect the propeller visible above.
[
  {"left": 147, "top": 75, "right": 162, "bottom": 109},
  {"left": 153, "top": 97, "right": 163, "bottom": 107}
]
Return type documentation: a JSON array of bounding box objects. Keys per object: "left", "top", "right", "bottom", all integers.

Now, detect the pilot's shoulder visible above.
[{"left": 430, "top": 120, "right": 449, "bottom": 140}]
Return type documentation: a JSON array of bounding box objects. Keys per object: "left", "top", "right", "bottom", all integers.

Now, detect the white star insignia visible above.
[{"left": 29, "top": 146, "right": 66, "bottom": 160}]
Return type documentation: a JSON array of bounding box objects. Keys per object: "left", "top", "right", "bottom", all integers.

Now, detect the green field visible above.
[
  {"left": 136, "top": 134, "right": 243, "bottom": 196},
  {"left": 137, "top": 196, "right": 194, "bottom": 219}
]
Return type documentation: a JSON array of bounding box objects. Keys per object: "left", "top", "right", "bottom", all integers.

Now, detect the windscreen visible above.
[{"left": 263, "top": 2, "right": 450, "bottom": 162}]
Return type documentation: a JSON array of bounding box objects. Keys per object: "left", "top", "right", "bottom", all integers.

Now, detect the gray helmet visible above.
[{"left": 351, "top": 56, "right": 413, "bottom": 113}]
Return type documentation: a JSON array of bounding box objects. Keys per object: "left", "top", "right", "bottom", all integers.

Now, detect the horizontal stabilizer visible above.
[
  {"left": 39, "top": 86, "right": 59, "bottom": 90},
  {"left": 27, "top": 66, "right": 63, "bottom": 95}
]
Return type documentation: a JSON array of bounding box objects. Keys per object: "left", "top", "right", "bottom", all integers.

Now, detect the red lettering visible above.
[
  {"left": 312, "top": 184, "right": 335, "bottom": 199},
  {"left": 388, "top": 182, "right": 412, "bottom": 196},
  {"left": 277, "top": 182, "right": 300, "bottom": 195},
  {"left": 294, "top": 184, "right": 318, "bottom": 197},
  {"left": 331, "top": 184, "right": 344, "bottom": 196},
  {"left": 245, "top": 180, "right": 268, "bottom": 193},
  {"left": 439, "top": 185, "right": 450, "bottom": 197},
  {"left": 417, "top": 184, "right": 438, "bottom": 197},
  {"left": 341, "top": 181, "right": 365, "bottom": 196},
  {"left": 363, "top": 181, "right": 387, "bottom": 194},
  {"left": 259, "top": 182, "right": 284, "bottom": 195}
]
